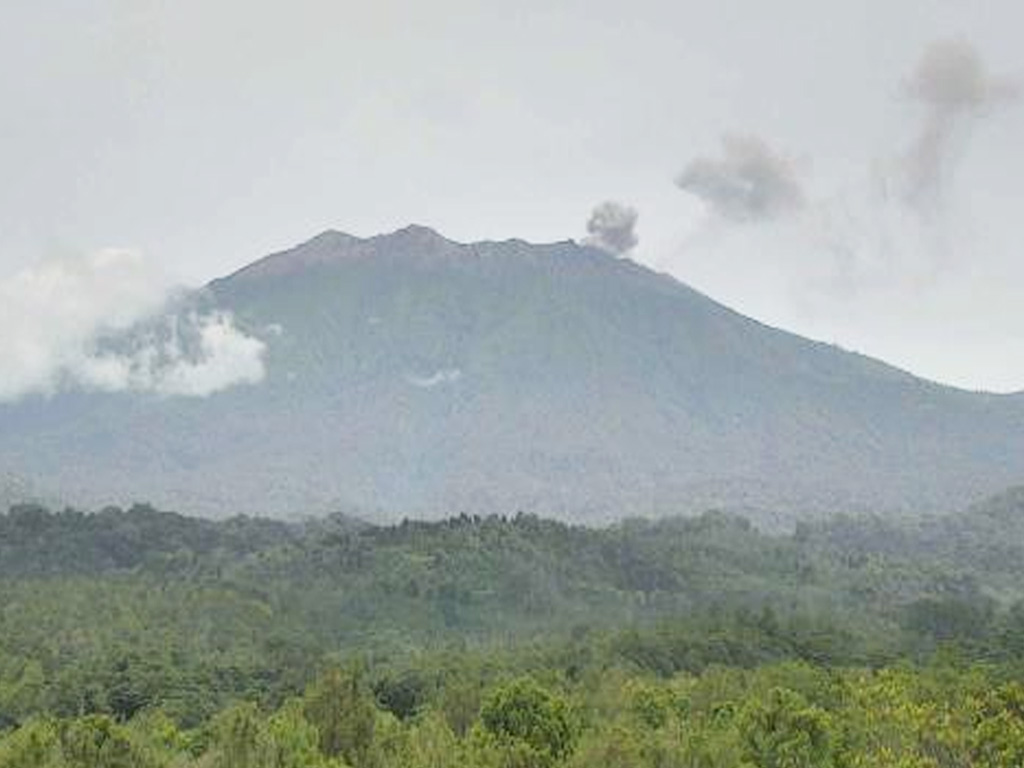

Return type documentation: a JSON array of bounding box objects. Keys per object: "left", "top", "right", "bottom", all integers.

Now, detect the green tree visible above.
[
  {"left": 399, "top": 711, "right": 461, "bottom": 768},
  {"left": 211, "top": 703, "right": 264, "bottom": 768},
  {"left": 263, "top": 700, "right": 337, "bottom": 768},
  {"left": 0, "top": 718, "right": 62, "bottom": 768},
  {"left": 304, "top": 667, "right": 376, "bottom": 766},
  {"left": 739, "top": 688, "right": 834, "bottom": 768},
  {"left": 971, "top": 683, "right": 1024, "bottom": 768},
  {"left": 477, "top": 677, "right": 577, "bottom": 767}
]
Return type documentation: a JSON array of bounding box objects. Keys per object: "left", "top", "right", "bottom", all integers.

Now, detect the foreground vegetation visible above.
[
  {"left": 2, "top": 489, "right": 1024, "bottom": 766},
  {"left": 5, "top": 657, "right": 1024, "bottom": 767}
]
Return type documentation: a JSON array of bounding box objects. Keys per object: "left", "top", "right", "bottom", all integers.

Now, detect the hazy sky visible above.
[{"left": 2, "top": 0, "right": 1022, "bottom": 392}]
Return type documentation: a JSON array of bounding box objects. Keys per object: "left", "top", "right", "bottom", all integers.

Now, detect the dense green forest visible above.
[{"left": 2, "top": 489, "right": 1024, "bottom": 766}]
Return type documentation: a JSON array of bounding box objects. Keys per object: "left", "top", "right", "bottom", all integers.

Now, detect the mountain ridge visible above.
[
  {"left": 1, "top": 225, "right": 1022, "bottom": 523},
  {"left": 220, "top": 226, "right": 1018, "bottom": 396}
]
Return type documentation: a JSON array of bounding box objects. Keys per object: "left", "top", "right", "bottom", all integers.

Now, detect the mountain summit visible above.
[{"left": 1, "top": 227, "right": 1021, "bottom": 523}]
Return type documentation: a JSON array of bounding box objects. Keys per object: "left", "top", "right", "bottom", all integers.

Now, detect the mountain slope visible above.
[{"left": 0, "top": 225, "right": 1021, "bottom": 523}]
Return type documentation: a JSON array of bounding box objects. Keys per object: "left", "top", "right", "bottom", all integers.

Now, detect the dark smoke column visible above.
[{"left": 902, "top": 38, "right": 1020, "bottom": 211}]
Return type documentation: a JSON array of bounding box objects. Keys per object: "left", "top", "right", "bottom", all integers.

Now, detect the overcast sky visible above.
[{"left": 2, "top": 0, "right": 1022, "bottom": 392}]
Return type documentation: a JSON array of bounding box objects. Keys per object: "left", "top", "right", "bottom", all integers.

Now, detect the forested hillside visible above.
[{"left": 3, "top": 493, "right": 1024, "bottom": 765}]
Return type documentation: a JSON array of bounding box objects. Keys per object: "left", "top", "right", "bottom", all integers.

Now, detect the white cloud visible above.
[
  {"left": 148, "top": 312, "right": 267, "bottom": 397},
  {"left": 0, "top": 251, "right": 267, "bottom": 402}
]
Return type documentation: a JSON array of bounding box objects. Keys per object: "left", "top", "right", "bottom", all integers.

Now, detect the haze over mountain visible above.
[{"left": 1, "top": 225, "right": 1021, "bottom": 525}]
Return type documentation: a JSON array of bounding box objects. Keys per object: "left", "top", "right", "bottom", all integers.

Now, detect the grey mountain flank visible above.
[{"left": 1, "top": 225, "right": 1021, "bottom": 524}]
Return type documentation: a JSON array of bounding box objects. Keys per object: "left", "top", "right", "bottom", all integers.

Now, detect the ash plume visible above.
[
  {"left": 676, "top": 134, "right": 804, "bottom": 223},
  {"left": 584, "top": 201, "right": 639, "bottom": 256},
  {"left": 902, "top": 38, "right": 1019, "bottom": 211}
]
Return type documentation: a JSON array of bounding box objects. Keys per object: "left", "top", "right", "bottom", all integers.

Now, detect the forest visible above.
[{"left": 2, "top": 489, "right": 1024, "bottom": 766}]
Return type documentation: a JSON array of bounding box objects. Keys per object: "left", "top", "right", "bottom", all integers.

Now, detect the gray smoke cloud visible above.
[
  {"left": 902, "top": 38, "right": 1020, "bottom": 211},
  {"left": 0, "top": 250, "right": 267, "bottom": 402},
  {"left": 772, "top": 40, "right": 1021, "bottom": 312},
  {"left": 584, "top": 201, "right": 639, "bottom": 256},
  {"left": 676, "top": 134, "right": 804, "bottom": 223}
]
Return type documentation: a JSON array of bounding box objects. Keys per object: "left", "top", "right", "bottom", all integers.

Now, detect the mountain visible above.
[{"left": 0, "top": 225, "right": 1022, "bottom": 524}]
